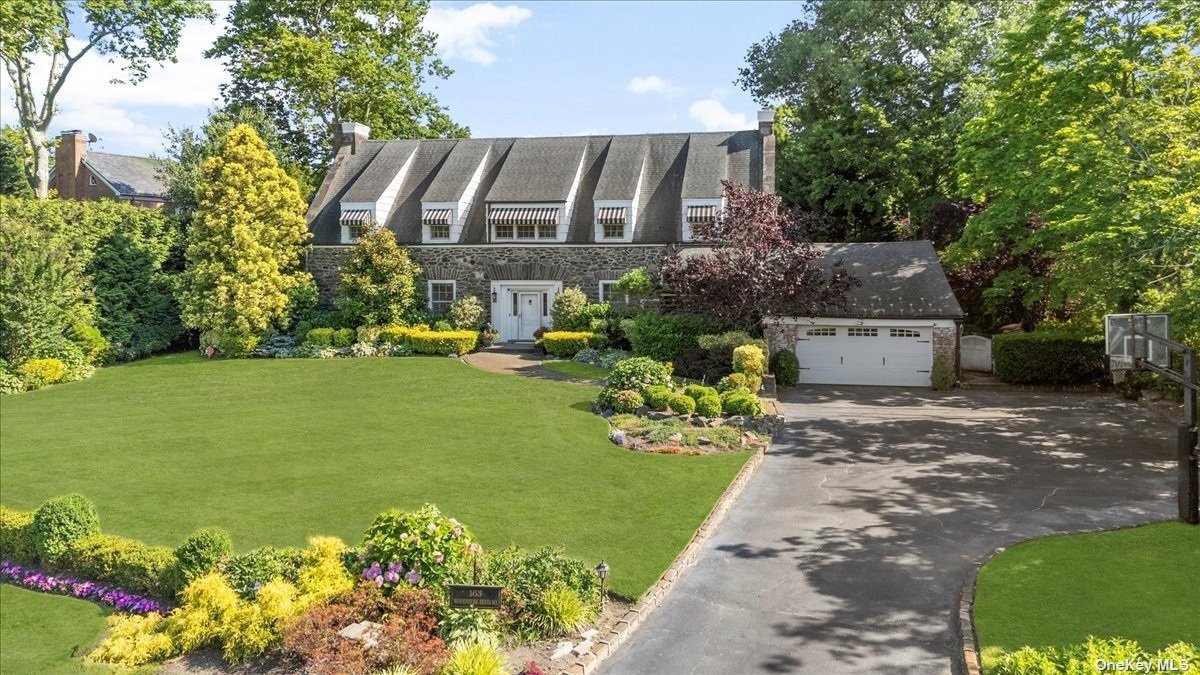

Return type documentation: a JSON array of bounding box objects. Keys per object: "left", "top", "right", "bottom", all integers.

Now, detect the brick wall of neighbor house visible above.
[{"left": 307, "top": 245, "right": 669, "bottom": 309}]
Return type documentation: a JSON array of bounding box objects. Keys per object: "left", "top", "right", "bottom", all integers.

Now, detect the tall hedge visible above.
[
  {"left": 626, "top": 311, "right": 720, "bottom": 362},
  {"left": 992, "top": 332, "right": 1105, "bottom": 385},
  {"left": 0, "top": 198, "right": 182, "bottom": 365}
]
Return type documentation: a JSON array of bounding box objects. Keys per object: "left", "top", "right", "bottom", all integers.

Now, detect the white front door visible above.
[
  {"left": 517, "top": 293, "right": 541, "bottom": 341},
  {"left": 794, "top": 325, "right": 933, "bottom": 386}
]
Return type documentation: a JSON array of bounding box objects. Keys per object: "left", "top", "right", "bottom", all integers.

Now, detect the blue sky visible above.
[{"left": 1, "top": 1, "right": 805, "bottom": 156}]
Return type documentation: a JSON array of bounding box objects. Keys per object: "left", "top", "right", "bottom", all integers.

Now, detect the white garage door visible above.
[{"left": 794, "top": 325, "right": 933, "bottom": 386}]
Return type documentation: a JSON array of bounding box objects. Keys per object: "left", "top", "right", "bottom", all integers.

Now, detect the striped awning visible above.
[
  {"left": 686, "top": 205, "right": 718, "bottom": 223},
  {"left": 339, "top": 209, "right": 373, "bottom": 225},
  {"left": 488, "top": 206, "right": 560, "bottom": 225},
  {"left": 422, "top": 208, "right": 453, "bottom": 226},
  {"left": 596, "top": 207, "right": 627, "bottom": 225}
]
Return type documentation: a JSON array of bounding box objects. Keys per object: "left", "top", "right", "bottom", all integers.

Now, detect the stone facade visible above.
[
  {"left": 933, "top": 326, "right": 960, "bottom": 368},
  {"left": 307, "top": 244, "right": 670, "bottom": 314}
]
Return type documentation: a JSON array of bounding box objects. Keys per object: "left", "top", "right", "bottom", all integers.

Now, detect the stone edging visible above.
[
  {"left": 955, "top": 520, "right": 1173, "bottom": 675},
  {"left": 557, "top": 443, "right": 769, "bottom": 675}
]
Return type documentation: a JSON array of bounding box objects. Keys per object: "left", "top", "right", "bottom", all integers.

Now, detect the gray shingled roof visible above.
[
  {"left": 85, "top": 152, "right": 167, "bottom": 198},
  {"left": 307, "top": 129, "right": 764, "bottom": 246},
  {"left": 813, "top": 241, "right": 963, "bottom": 319}
]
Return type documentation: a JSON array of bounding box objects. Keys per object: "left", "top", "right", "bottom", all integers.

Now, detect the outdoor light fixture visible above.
[
  {"left": 491, "top": 290, "right": 498, "bottom": 303},
  {"left": 595, "top": 560, "right": 609, "bottom": 609}
]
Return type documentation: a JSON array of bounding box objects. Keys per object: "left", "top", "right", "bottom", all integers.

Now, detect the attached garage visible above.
[{"left": 765, "top": 242, "right": 963, "bottom": 388}]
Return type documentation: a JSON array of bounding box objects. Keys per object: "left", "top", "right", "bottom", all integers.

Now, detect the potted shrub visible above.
[{"left": 479, "top": 323, "right": 500, "bottom": 347}]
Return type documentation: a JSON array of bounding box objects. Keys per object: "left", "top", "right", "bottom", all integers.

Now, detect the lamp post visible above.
[{"left": 595, "top": 560, "right": 609, "bottom": 610}]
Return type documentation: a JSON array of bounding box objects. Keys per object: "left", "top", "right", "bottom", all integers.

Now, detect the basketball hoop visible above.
[{"left": 1109, "top": 355, "right": 1134, "bottom": 384}]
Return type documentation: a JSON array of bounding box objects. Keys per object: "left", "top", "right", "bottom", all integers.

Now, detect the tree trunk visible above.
[{"left": 26, "top": 127, "right": 49, "bottom": 199}]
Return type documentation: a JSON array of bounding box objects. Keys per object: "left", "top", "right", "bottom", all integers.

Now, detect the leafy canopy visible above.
[
  {"left": 177, "top": 125, "right": 312, "bottom": 356},
  {"left": 947, "top": 0, "right": 1200, "bottom": 344},
  {"left": 659, "top": 181, "right": 858, "bottom": 328},
  {"left": 207, "top": 0, "right": 468, "bottom": 171},
  {"left": 738, "top": 0, "right": 1013, "bottom": 240}
]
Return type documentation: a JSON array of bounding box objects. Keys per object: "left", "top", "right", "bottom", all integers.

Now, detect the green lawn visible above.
[
  {"left": 975, "top": 521, "right": 1200, "bottom": 664},
  {"left": 0, "top": 353, "right": 748, "bottom": 598},
  {"left": 0, "top": 585, "right": 110, "bottom": 673},
  {"left": 541, "top": 360, "right": 610, "bottom": 381}
]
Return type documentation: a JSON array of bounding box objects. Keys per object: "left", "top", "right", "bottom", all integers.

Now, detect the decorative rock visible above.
[
  {"left": 610, "top": 430, "right": 626, "bottom": 446},
  {"left": 744, "top": 430, "right": 759, "bottom": 441},
  {"left": 572, "top": 639, "right": 594, "bottom": 656},
  {"left": 552, "top": 641, "right": 575, "bottom": 660},
  {"left": 697, "top": 436, "right": 713, "bottom": 446},
  {"left": 706, "top": 418, "right": 724, "bottom": 428},
  {"left": 580, "top": 628, "right": 599, "bottom": 640},
  {"left": 338, "top": 621, "right": 383, "bottom": 648},
  {"left": 667, "top": 432, "right": 683, "bottom": 443},
  {"left": 690, "top": 416, "right": 708, "bottom": 427},
  {"left": 648, "top": 411, "right": 673, "bottom": 420},
  {"left": 635, "top": 405, "right": 650, "bottom": 416}
]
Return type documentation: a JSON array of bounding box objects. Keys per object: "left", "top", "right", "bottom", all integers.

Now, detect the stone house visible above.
[{"left": 305, "top": 113, "right": 962, "bottom": 386}]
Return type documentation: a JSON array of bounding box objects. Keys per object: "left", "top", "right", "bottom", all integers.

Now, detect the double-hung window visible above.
[{"left": 428, "top": 281, "right": 456, "bottom": 313}]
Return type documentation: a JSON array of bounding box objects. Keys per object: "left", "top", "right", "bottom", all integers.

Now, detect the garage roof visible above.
[{"left": 813, "top": 241, "right": 963, "bottom": 319}]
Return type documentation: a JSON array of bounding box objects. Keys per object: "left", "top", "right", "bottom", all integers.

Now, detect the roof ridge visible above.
[
  {"left": 86, "top": 150, "right": 163, "bottom": 162},
  {"left": 365, "top": 128, "right": 755, "bottom": 144}
]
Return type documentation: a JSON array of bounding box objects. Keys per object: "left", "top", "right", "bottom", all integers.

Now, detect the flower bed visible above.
[{"left": 1, "top": 559, "right": 163, "bottom": 614}]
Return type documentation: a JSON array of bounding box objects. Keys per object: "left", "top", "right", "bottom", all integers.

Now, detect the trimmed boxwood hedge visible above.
[
  {"left": 540, "top": 331, "right": 603, "bottom": 357},
  {"left": 991, "top": 332, "right": 1105, "bottom": 385}
]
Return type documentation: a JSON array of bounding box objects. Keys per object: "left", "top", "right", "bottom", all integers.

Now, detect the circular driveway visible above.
[{"left": 601, "top": 386, "right": 1177, "bottom": 674}]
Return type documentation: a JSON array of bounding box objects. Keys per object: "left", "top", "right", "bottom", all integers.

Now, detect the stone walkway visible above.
[{"left": 462, "top": 350, "right": 595, "bottom": 384}]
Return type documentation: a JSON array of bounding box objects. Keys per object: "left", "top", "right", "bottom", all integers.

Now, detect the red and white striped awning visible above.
[
  {"left": 686, "top": 205, "right": 718, "bottom": 223},
  {"left": 339, "top": 209, "right": 373, "bottom": 225},
  {"left": 596, "top": 207, "right": 627, "bottom": 225},
  {"left": 488, "top": 206, "right": 560, "bottom": 225},
  {"left": 422, "top": 208, "right": 453, "bottom": 225}
]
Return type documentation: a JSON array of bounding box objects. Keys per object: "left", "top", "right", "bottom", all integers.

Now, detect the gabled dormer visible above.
[
  {"left": 679, "top": 133, "right": 730, "bottom": 242},
  {"left": 337, "top": 140, "right": 418, "bottom": 243},
  {"left": 420, "top": 140, "right": 492, "bottom": 244},
  {"left": 483, "top": 137, "right": 588, "bottom": 243},
  {"left": 592, "top": 136, "right": 648, "bottom": 243}
]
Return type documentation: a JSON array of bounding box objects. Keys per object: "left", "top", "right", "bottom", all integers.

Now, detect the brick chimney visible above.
[
  {"left": 758, "top": 109, "right": 775, "bottom": 195},
  {"left": 55, "top": 130, "right": 87, "bottom": 199},
  {"left": 332, "top": 121, "right": 370, "bottom": 155}
]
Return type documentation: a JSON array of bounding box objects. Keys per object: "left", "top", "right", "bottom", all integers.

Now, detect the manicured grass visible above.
[
  {"left": 975, "top": 521, "right": 1200, "bottom": 663},
  {"left": 541, "top": 360, "right": 610, "bottom": 380},
  {"left": 0, "top": 584, "right": 110, "bottom": 673},
  {"left": 0, "top": 353, "right": 748, "bottom": 598}
]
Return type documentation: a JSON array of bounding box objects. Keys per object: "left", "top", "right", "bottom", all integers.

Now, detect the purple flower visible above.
[
  {"left": 383, "top": 571, "right": 400, "bottom": 583},
  {"left": 452, "top": 527, "right": 462, "bottom": 538},
  {"left": 406, "top": 569, "right": 422, "bottom": 585},
  {"left": 0, "top": 558, "right": 165, "bottom": 616},
  {"left": 374, "top": 576, "right": 384, "bottom": 588},
  {"left": 432, "top": 552, "right": 444, "bottom": 564}
]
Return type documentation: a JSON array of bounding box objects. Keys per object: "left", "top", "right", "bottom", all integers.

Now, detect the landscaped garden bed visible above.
[{"left": 975, "top": 521, "right": 1199, "bottom": 673}]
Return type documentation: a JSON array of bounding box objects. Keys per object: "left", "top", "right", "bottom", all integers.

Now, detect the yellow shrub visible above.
[
  {"left": 732, "top": 344, "right": 765, "bottom": 377},
  {"left": 17, "top": 358, "right": 68, "bottom": 389},
  {"left": 297, "top": 536, "right": 354, "bottom": 605},
  {"left": 86, "top": 612, "right": 175, "bottom": 668},
  {"left": 221, "top": 579, "right": 300, "bottom": 663},
  {"left": 168, "top": 572, "right": 241, "bottom": 652}
]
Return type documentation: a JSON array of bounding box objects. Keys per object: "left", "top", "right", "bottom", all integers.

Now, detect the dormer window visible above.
[
  {"left": 682, "top": 199, "right": 722, "bottom": 242},
  {"left": 339, "top": 208, "right": 374, "bottom": 243},
  {"left": 489, "top": 206, "right": 561, "bottom": 241},
  {"left": 429, "top": 225, "right": 450, "bottom": 239},
  {"left": 421, "top": 207, "right": 455, "bottom": 242},
  {"left": 593, "top": 202, "right": 634, "bottom": 242}
]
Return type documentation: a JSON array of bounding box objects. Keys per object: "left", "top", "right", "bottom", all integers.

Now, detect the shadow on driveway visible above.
[{"left": 601, "top": 386, "right": 1175, "bottom": 675}]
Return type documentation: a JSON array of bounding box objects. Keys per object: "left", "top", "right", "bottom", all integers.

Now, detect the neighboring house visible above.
[
  {"left": 305, "top": 115, "right": 963, "bottom": 386},
  {"left": 52, "top": 130, "right": 170, "bottom": 209},
  {"left": 763, "top": 241, "right": 963, "bottom": 387}
]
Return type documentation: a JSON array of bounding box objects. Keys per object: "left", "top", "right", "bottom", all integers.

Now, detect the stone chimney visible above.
[
  {"left": 55, "top": 130, "right": 87, "bottom": 199},
  {"left": 758, "top": 109, "right": 775, "bottom": 195},
  {"left": 332, "top": 121, "right": 371, "bottom": 155}
]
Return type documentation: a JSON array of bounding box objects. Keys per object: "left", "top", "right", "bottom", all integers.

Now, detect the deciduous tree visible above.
[
  {"left": 738, "top": 1, "right": 1013, "bottom": 240},
  {"left": 0, "top": 127, "right": 33, "bottom": 197},
  {"left": 207, "top": 0, "right": 467, "bottom": 172},
  {"left": 0, "top": 0, "right": 213, "bottom": 197},
  {"left": 177, "top": 125, "right": 312, "bottom": 356},
  {"left": 659, "top": 181, "right": 857, "bottom": 328}
]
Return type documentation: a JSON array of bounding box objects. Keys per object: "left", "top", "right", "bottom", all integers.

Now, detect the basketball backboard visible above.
[{"left": 1105, "top": 313, "right": 1170, "bottom": 367}]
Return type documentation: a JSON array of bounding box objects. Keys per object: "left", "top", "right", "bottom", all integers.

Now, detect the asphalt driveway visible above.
[{"left": 601, "top": 387, "right": 1177, "bottom": 675}]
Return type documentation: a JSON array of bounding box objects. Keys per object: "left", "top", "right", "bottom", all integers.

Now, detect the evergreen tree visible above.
[
  {"left": 177, "top": 125, "right": 312, "bottom": 356},
  {"left": 336, "top": 226, "right": 422, "bottom": 327}
]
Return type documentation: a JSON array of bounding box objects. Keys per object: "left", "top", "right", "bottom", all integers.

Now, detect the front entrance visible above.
[{"left": 517, "top": 292, "right": 541, "bottom": 341}]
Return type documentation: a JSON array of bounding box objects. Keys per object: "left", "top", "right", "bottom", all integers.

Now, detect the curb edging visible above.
[{"left": 558, "top": 443, "right": 769, "bottom": 675}]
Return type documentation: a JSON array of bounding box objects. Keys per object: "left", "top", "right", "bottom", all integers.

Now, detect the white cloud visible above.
[
  {"left": 626, "top": 75, "right": 684, "bottom": 96},
  {"left": 424, "top": 3, "right": 532, "bottom": 66},
  {"left": 688, "top": 99, "right": 750, "bottom": 131},
  {"left": 0, "top": 2, "right": 229, "bottom": 154}
]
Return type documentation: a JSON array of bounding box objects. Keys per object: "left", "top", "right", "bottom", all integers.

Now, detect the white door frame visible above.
[{"left": 489, "top": 280, "right": 562, "bottom": 342}]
